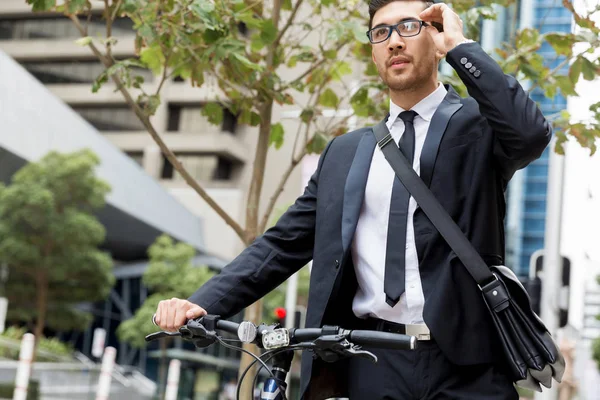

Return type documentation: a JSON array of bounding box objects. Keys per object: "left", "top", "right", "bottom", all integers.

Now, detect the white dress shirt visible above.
[{"left": 351, "top": 83, "right": 447, "bottom": 325}]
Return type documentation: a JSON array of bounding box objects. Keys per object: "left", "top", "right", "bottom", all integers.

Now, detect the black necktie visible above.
[{"left": 384, "top": 110, "right": 417, "bottom": 307}]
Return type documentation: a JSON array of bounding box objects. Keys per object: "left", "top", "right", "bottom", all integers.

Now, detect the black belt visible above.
[{"left": 358, "top": 317, "right": 431, "bottom": 341}]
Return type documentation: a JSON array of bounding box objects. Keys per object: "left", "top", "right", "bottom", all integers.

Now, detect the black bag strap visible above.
[{"left": 372, "top": 121, "right": 495, "bottom": 287}]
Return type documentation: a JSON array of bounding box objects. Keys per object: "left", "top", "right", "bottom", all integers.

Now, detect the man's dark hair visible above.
[{"left": 368, "top": 0, "right": 437, "bottom": 30}]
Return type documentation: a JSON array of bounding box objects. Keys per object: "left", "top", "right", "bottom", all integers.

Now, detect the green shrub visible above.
[
  {"left": 0, "top": 326, "right": 73, "bottom": 361},
  {"left": 0, "top": 380, "right": 40, "bottom": 400}
]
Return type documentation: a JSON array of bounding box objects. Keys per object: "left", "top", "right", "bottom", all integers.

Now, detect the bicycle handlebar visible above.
[{"left": 147, "top": 314, "right": 417, "bottom": 351}]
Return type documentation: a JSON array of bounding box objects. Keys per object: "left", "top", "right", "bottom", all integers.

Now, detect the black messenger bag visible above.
[{"left": 372, "top": 122, "right": 565, "bottom": 392}]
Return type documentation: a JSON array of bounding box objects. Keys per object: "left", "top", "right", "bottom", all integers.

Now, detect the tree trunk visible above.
[
  {"left": 159, "top": 339, "right": 168, "bottom": 400},
  {"left": 32, "top": 271, "right": 48, "bottom": 361},
  {"left": 236, "top": 99, "right": 275, "bottom": 400}
]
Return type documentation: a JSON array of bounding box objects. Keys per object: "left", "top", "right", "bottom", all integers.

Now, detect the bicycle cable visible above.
[
  {"left": 215, "top": 337, "right": 288, "bottom": 400},
  {"left": 248, "top": 345, "right": 307, "bottom": 400}
]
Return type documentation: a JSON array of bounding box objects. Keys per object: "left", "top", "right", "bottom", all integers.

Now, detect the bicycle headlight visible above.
[{"left": 261, "top": 328, "right": 290, "bottom": 349}]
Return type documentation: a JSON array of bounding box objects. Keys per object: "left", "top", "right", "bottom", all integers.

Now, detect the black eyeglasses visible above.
[{"left": 366, "top": 19, "right": 430, "bottom": 44}]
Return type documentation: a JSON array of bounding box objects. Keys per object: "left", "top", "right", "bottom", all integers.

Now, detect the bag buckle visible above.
[{"left": 477, "top": 273, "right": 499, "bottom": 292}]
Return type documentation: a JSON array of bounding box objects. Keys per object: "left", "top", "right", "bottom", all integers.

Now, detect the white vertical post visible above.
[
  {"left": 536, "top": 143, "right": 565, "bottom": 400},
  {"left": 284, "top": 273, "right": 298, "bottom": 329},
  {"left": 13, "top": 333, "right": 34, "bottom": 400},
  {"left": 95, "top": 346, "right": 116, "bottom": 400},
  {"left": 164, "top": 359, "right": 181, "bottom": 400},
  {"left": 0, "top": 297, "right": 8, "bottom": 334}
]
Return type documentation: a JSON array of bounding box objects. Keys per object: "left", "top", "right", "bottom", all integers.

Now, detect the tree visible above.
[
  {"left": 0, "top": 149, "right": 114, "bottom": 356},
  {"left": 25, "top": 0, "right": 600, "bottom": 394},
  {"left": 592, "top": 275, "right": 600, "bottom": 371},
  {"left": 117, "top": 234, "right": 215, "bottom": 347},
  {"left": 117, "top": 234, "right": 214, "bottom": 398}
]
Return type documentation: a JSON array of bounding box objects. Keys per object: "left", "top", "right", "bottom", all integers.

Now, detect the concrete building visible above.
[
  {"left": 0, "top": 0, "right": 310, "bottom": 265},
  {"left": 0, "top": 1, "right": 326, "bottom": 396}
]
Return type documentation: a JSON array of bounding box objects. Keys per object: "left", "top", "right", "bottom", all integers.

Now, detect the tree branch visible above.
[
  {"left": 258, "top": 148, "right": 307, "bottom": 233},
  {"left": 103, "top": 0, "right": 113, "bottom": 59},
  {"left": 244, "top": 0, "right": 284, "bottom": 242},
  {"left": 273, "top": 0, "right": 305, "bottom": 48},
  {"left": 68, "top": 15, "right": 247, "bottom": 242}
]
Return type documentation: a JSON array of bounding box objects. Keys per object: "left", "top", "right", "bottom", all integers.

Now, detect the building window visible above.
[
  {"left": 19, "top": 60, "right": 153, "bottom": 85},
  {"left": 126, "top": 152, "right": 144, "bottom": 167},
  {"left": 0, "top": 16, "right": 134, "bottom": 40},
  {"left": 167, "top": 105, "right": 182, "bottom": 132},
  {"left": 161, "top": 154, "right": 234, "bottom": 182},
  {"left": 72, "top": 105, "right": 145, "bottom": 131},
  {"left": 171, "top": 105, "right": 237, "bottom": 134}
]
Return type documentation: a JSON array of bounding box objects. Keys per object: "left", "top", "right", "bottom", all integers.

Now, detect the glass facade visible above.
[{"left": 505, "top": 0, "right": 572, "bottom": 278}]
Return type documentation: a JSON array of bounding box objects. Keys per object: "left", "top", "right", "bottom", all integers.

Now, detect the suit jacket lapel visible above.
[
  {"left": 420, "top": 86, "right": 463, "bottom": 187},
  {"left": 341, "top": 128, "right": 377, "bottom": 255}
]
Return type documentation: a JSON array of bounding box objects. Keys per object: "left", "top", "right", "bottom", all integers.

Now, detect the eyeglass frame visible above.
[{"left": 366, "top": 19, "right": 432, "bottom": 44}]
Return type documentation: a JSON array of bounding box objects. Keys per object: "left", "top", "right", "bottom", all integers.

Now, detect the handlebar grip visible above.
[
  {"left": 215, "top": 319, "right": 240, "bottom": 334},
  {"left": 349, "top": 330, "right": 417, "bottom": 350}
]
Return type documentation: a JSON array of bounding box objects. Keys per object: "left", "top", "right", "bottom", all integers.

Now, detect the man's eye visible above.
[
  {"left": 374, "top": 27, "right": 390, "bottom": 38},
  {"left": 400, "top": 21, "right": 419, "bottom": 32}
]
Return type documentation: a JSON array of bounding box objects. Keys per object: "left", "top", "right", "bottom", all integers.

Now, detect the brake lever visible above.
[
  {"left": 309, "top": 334, "right": 378, "bottom": 364},
  {"left": 145, "top": 331, "right": 182, "bottom": 342},
  {"left": 181, "top": 318, "right": 218, "bottom": 348}
]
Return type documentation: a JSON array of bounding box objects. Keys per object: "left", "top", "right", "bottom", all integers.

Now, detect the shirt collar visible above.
[{"left": 386, "top": 83, "right": 448, "bottom": 130}]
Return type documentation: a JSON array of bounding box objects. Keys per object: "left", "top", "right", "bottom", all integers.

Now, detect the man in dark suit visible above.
[{"left": 155, "top": 0, "right": 551, "bottom": 398}]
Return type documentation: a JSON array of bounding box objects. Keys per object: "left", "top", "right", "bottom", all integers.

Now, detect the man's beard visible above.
[{"left": 382, "top": 61, "right": 434, "bottom": 92}]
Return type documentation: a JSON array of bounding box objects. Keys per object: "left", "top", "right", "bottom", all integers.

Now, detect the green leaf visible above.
[
  {"left": 581, "top": 57, "right": 598, "bottom": 81},
  {"left": 66, "top": 0, "right": 87, "bottom": 13},
  {"left": 201, "top": 103, "right": 224, "bottom": 126},
  {"left": 140, "top": 46, "right": 165, "bottom": 75},
  {"left": 323, "top": 49, "right": 337, "bottom": 59},
  {"left": 231, "top": 52, "right": 262, "bottom": 71},
  {"left": 287, "top": 55, "right": 298, "bottom": 68},
  {"left": 327, "top": 23, "right": 345, "bottom": 42},
  {"left": 269, "top": 123, "right": 285, "bottom": 149},
  {"left": 282, "top": 0, "right": 292, "bottom": 10},
  {"left": 555, "top": 75, "right": 578, "bottom": 96},
  {"left": 332, "top": 61, "right": 352, "bottom": 81},
  {"left": 306, "top": 132, "right": 328, "bottom": 154},
  {"left": 144, "top": 94, "right": 161, "bottom": 116},
  {"left": 318, "top": 88, "right": 339, "bottom": 108},
  {"left": 251, "top": 35, "right": 266, "bottom": 52},
  {"left": 544, "top": 33, "right": 575, "bottom": 57},
  {"left": 27, "top": 0, "right": 56, "bottom": 12},
  {"left": 300, "top": 108, "right": 315, "bottom": 124},
  {"left": 240, "top": 110, "right": 261, "bottom": 126},
  {"left": 236, "top": 11, "right": 263, "bottom": 30},
  {"left": 260, "top": 20, "right": 278, "bottom": 45},
  {"left": 516, "top": 28, "right": 541, "bottom": 49},
  {"left": 321, "top": 0, "right": 335, "bottom": 6},
  {"left": 74, "top": 36, "right": 92, "bottom": 47},
  {"left": 349, "top": 21, "right": 369, "bottom": 44},
  {"left": 569, "top": 57, "right": 583, "bottom": 84}
]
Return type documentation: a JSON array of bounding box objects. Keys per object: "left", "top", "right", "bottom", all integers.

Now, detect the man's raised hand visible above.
[
  {"left": 154, "top": 298, "right": 207, "bottom": 332},
  {"left": 419, "top": 3, "right": 467, "bottom": 54}
]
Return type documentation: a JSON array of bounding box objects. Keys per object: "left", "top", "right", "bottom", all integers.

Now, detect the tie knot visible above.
[{"left": 398, "top": 110, "right": 417, "bottom": 124}]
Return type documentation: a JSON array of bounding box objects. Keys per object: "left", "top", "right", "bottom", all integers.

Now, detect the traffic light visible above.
[
  {"left": 525, "top": 252, "right": 571, "bottom": 327},
  {"left": 273, "top": 307, "right": 286, "bottom": 327}
]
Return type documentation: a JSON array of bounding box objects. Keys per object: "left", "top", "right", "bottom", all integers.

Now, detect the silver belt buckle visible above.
[{"left": 405, "top": 324, "right": 431, "bottom": 341}]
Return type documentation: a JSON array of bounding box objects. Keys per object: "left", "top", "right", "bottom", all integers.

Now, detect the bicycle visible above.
[{"left": 146, "top": 314, "right": 417, "bottom": 400}]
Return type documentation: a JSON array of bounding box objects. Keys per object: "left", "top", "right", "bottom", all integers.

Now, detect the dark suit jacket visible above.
[{"left": 188, "top": 42, "right": 552, "bottom": 399}]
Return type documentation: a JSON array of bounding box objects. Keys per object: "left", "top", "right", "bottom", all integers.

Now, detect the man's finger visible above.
[
  {"left": 419, "top": 3, "right": 445, "bottom": 17},
  {"left": 186, "top": 306, "right": 207, "bottom": 320}
]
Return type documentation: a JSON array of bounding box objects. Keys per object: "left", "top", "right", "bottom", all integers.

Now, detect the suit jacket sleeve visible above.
[
  {"left": 446, "top": 42, "right": 552, "bottom": 180},
  {"left": 187, "top": 140, "right": 335, "bottom": 318}
]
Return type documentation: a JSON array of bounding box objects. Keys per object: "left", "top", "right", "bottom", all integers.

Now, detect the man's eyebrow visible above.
[{"left": 372, "top": 17, "right": 419, "bottom": 28}]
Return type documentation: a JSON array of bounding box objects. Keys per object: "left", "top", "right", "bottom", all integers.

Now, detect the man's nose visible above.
[{"left": 388, "top": 28, "right": 405, "bottom": 50}]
